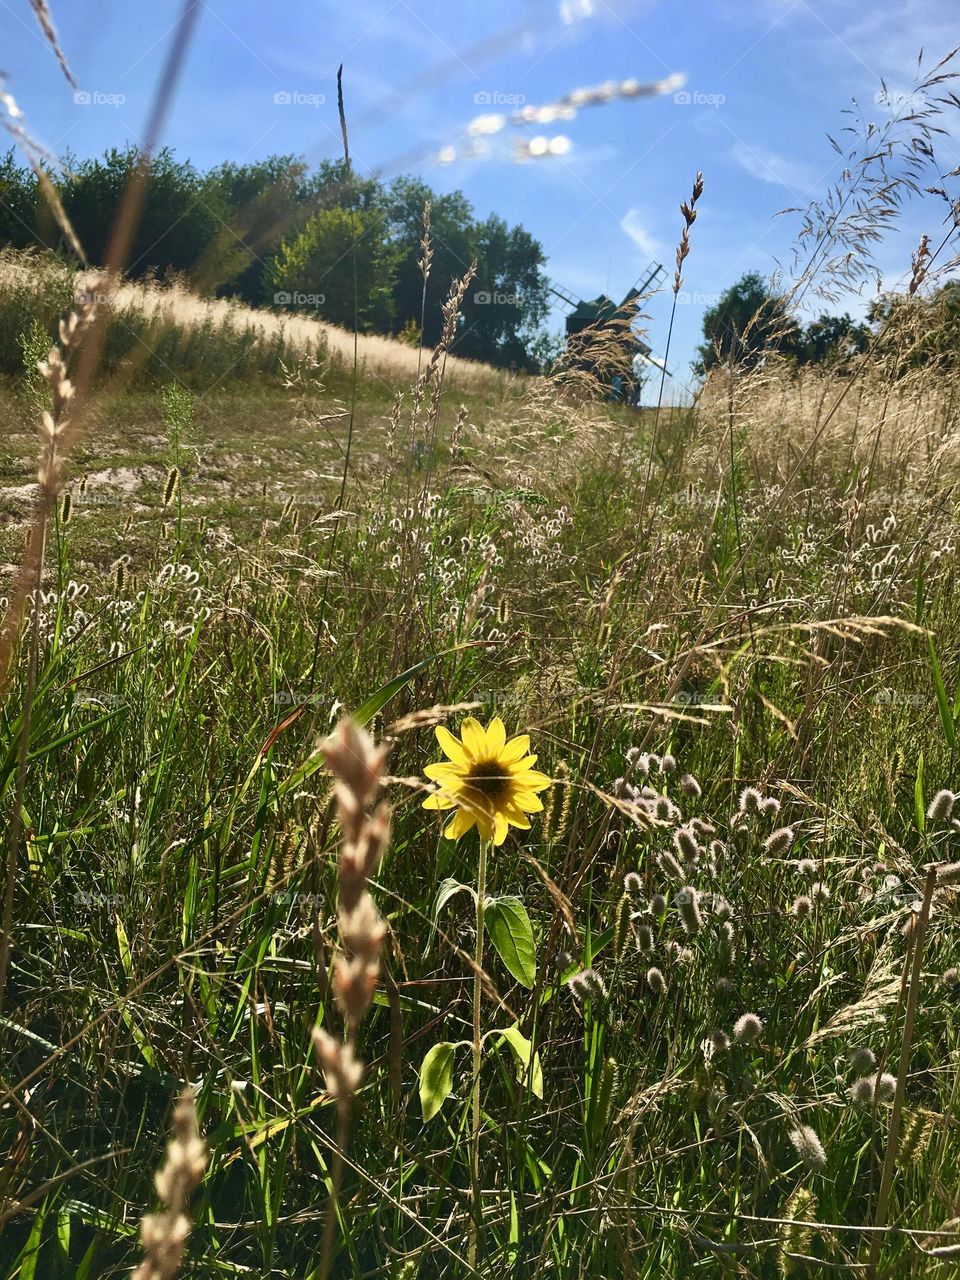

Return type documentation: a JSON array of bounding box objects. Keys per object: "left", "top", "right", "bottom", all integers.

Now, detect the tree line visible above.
[
  {"left": 696, "top": 271, "right": 960, "bottom": 376},
  {"left": 0, "top": 147, "right": 550, "bottom": 370}
]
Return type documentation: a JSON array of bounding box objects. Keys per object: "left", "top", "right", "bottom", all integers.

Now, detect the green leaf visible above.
[
  {"left": 419, "top": 1042, "right": 456, "bottom": 1122},
  {"left": 498, "top": 1023, "right": 544, "bottom": 1098},
  {"left": 486, "top": 895, "right": 537, "bottom": 989},
  {"left": 423, "top": 877, "right": 475, "bottom": 959},
  {"left": 353, "top": 642, "right": 482, "bottom": 726},
  {"left": 929, "top": 636, "right": 956, "bottom": 749},
  {"left": 915, "top": 752, "right": 926, "bottom": 835}
]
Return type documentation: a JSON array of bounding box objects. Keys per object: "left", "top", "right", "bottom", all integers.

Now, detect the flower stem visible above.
[{"left": 468, "top": 835, "right": 489, "bottom": 1267}]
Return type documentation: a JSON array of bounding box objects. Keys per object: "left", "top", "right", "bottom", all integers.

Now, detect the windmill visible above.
[{"left": 548, "top": 261, "right": 669, "bottom": 402}]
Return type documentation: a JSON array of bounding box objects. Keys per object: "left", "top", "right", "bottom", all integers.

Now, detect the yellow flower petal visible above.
[
  {"left": 500, "top": 735, "right": 531, "bottom": 764},
  {"left": 512, "top": 791, "right": 545, "bottom": 813},
  {"left": 485, "top": 717, "right": 506, "bottom": 753},
  {"left": 493, "top": 811, "right": 509, "bottom": 845},
  {"left": 423, "top": 792, "right": 457, "bottom": 811},
  {"left": 508, "top": 754, "right": 538, "bottom": 771},
  {"left": 512, "top": 770, "right": 551, "bottom": 791},
  {"left": 424, "top": 762, "right": 461, "bottom": 782},
  {"left": 435, "top": 725, "right": 468, "bottom": 764},
  {"left": 444, "top": 807, "right": 477, "bottom": 840},
  {"left": 503, "top": 803, "right": 532, "bottom": 829},
  {"left": 459, "top": 717, "right": 487, "bottom": 759}
]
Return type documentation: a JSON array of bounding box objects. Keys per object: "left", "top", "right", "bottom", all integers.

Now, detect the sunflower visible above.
[{"left": 422, "top": 715, "right": 551, "bottom": 845}]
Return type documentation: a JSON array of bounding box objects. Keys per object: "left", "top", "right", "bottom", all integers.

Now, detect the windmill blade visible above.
[{"left": 548, "top": 281, "right": 583, "bottom": 309}]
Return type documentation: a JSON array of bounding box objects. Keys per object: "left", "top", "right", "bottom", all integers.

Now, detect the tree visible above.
[
  {"left": 695, "top": 272, "right": 800, "bottom": 374},
  {"left": 797, "top": 312, "right": 870, "bottom": 366},
  {"left": 455, "top": 214, "right": 549, "bottom": 369},
  {"left": 55, "top": 146, "right": 223, "bottom": 278},
  {"left": 384, "top": 177, "right": 477, "bottom": 347},
  {"left": 266, "top": 206, "right": 398, "bottom": 331},
  {"left": 0, "top": 150, "right": 38, "bottom": 249}
]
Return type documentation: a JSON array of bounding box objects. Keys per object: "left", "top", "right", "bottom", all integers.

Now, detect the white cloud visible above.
[
  {"left": 620, "top": 208, "right": 662, "bottom": 257},
  {"left": 729, "top": 141, "right": 818, "bottom": 193}
]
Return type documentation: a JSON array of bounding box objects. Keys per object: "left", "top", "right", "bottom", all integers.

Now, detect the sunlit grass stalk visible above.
[{"left": 468, "top": 834, "right": 490, "bottom": 1268}]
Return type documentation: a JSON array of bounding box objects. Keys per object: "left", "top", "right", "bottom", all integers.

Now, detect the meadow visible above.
[
  {"left": 1, "top": 35, "right": 960, "bottom": 1277},
  {"left": 0, "top": 247, "right": 959, "bottom": 1279}
]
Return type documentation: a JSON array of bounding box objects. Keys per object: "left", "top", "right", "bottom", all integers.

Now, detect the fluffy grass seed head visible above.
[
  {"left": 680, "top": 773, "right": 701, "bottom": 797},
  {"left": 792, "top": 895, "right": 812, "bottom": 920},
  {"left": 788, "top": 1124, "right": 827, "bottom": 1172},
  {"left": 764, "top": 827, "right": 796, "bottom": 856},
  {"left": 927, "top": 789, "right": 956, "bottom": 823},
  {"left": 657, "top": 849, "right": 684, "bottom": 878},
  {"left": 677, "top": 885, "right": 703, "bottom": 937},
  {"left": 422, "top": 715, "right": 550, "bottom": 845},
  {"left": 739, "top": 786, "right": 762, "bottom": 815},
  {"left": 733, "top": 1013, "right": 764, "bottom": 1045},
  {"left": 568, "top": 967, "right": 607, "bottom": 1003},
  {"left": 849, "top": 1072, "right": 897, "bottom": 1106},
  {"left": 849, "top": 1047, "right": 877, "bottom": 1075},
  {"left": 675, "top": 826, "right": 700, "bottom": 863},
  {"left": 646, "top": 966, "right": 667, "bottom": 996}
]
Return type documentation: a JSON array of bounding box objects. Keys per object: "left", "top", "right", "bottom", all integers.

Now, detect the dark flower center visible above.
[{"left": 465, "top": 759, "right": 510, "bottom": 802}]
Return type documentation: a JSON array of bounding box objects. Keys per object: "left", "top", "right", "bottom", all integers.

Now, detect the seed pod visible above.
[{"left": 60, "top": 490, "right": 72, "bottom": 524}]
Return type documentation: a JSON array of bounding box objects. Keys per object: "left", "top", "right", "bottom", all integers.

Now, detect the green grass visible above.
[{"left": 0, "top": 306, "right": 959, "bottom": 1280}]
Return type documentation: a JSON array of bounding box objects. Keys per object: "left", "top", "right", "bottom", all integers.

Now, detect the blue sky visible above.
[{"left": 3, "top": 0, "right": 959, "bottom": 387}]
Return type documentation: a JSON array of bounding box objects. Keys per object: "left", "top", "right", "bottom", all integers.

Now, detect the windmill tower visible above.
[{"left": 549, "top": 261, "right": 668, "bottom": 403}]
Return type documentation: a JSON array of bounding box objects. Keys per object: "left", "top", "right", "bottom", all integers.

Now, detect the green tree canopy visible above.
[
  {"left": 265, "top": 206, "right": 398, "bottom": 331},
  {"left": 695, "top": 272, "right": 800, "bottom": 374}
]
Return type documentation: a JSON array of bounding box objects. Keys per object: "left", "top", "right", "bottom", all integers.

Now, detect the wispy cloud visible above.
[
  {"left": 620, "top": 208, "right": 662, "bottom": 257},
  {"left": 729, "top": 141, "right": 818, "bottom": 193}
]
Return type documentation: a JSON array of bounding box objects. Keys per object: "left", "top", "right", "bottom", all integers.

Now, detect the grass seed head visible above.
[
  {"left": 733, "top": 1013, "right": 763, "bottom": 1044},
  {"left": 788, "top": 1123, "right": 827, "bottom": 1172},
  {"left": 677, "top": 886, "right": 703, "bottom": 936},
  {"left": 927, "top": 789, "right": 956, "bottom": 823},
  {"left": 764, "top": 827, "right": 795, "bottom": 856},
  {"left": 646, "top": 966, "right": 667, "bottom": 995}
]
